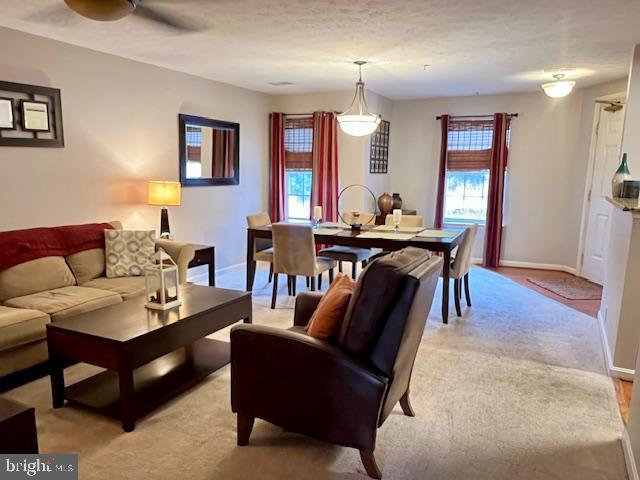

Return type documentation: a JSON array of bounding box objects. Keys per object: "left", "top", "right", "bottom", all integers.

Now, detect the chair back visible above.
[
  {"left": 450, "top": 224, "right": 478, "bottom": 279},
  {"left": 247, "top": 212, "right": 272, "bottom": 256},
  {"left": 384, "top": 214, "right": 423, "bottom": 227},
  {"left": 272, "top": 223, "right": 317, "bottom": 276}
]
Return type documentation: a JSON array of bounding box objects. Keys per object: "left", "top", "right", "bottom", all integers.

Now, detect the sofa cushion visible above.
[
  {"left": 82, "top": 276, "right": 146, "bottom": 300},
  {"left": 4, "top": 286, "right": 122, "bottom": 321},
  {"left": 66, "top": 248, "right": 106, "bottom": 284},
  {"left": 338, "top": 247, "right": 431, "bottom": 356},
  {"left": 0, "top": 306, "right": 50, "bottom": 352},
  {"left": 0, "top": 256, "right": 76, "bottom": 302},
  {"left": 105, "top": 230, "right": 155, "bottom": 278}
]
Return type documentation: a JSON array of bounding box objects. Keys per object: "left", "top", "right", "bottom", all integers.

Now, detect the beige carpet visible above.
[
  {"left": 4, "top": 265, "right": 627, "bottom": 479},
  {"left": 527, "top": 276, "right": 603, "bottom": 300}
]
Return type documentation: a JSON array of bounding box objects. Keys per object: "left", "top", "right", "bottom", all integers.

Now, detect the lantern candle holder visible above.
[{"left": 144, "top": 248, "right": 181, "bottom": 311}]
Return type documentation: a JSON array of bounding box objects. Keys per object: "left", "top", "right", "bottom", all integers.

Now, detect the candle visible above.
[
  {"left": 392, "top": 209, "right": 402, "bottom": 225},
  {"left": 313, "top": 206, "right": 323, "bottom": 221}
]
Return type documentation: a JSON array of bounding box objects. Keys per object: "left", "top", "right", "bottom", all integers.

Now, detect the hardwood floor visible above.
[{"left": 491, "top": 266, "right": 632, "bottom": 424}]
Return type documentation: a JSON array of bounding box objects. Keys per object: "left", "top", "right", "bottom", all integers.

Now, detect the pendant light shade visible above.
[
  {"left": 338, "top": 61, "right": 381, "bottom": 137},
  {"left": 542, "top": 74, "right": 576, "bottom": 98}
]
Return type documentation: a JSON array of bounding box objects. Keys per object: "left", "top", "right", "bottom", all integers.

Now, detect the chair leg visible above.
[
  {"left": 352, "top": 262, "right": 357, "bottom": 279},
  {"left": 310, "top": 276, "right": 316, "bottom": 291},
  {"left": 291, "top": 276, "right": 296, "bottom": 296},
  {"left": 464, "top": 273, "right": 472, "bottom": 307},
  {"left": 287, "top": 276, "right": 292, "bottom": 296},
  {"left": 268, "top": 263, "right": 273, "bottom": 283},
  {"left": 362, "top": 259, "right": 368, "bottom": 268},
  {"left": 453, "top": 279, "right": 462, "bottom": 317},
  {"left": 237, "top": 413, "right": 255, "bottom": 446},
  {"left": 271, "top": 273, "right": 278, "bottom": 309},
  {"left": 399, "top": 389, "right": 415, "bottom": 417},
  {"left": 318, "top": 273, "right": 323, "bottom": 290},
  {"left": 306, "top": 276, "right": 310, "bottom": 288},
  {"left": 338, "top": 261, "right": 343, "bottom": 273},
  {"left": 328, "top": 267, "right": 334, "bottom": 283},
  {"left": 359, "top": 450, "right": 382, "bottom": 479}
]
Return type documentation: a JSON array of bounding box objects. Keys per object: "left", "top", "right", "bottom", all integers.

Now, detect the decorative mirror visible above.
[{"left": 179, "top": 114, "right": 239, "bottom": 186}]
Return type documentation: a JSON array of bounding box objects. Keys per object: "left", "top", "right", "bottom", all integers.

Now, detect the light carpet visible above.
[{"left": 4, "top": 265, "right": 627, "bottom": 479}]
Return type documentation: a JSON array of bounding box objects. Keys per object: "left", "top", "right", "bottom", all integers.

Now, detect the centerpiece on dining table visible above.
[{"left": 336, "top": 184, "right": 377, "bottom": 232}]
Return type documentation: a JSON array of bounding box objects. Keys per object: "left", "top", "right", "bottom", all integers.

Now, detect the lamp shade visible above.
[
  {"left": 148, "top": 181, "right": 181, "bottom": 206},
  {"left": 541, "top": 74, "right": 576, "bottom": 98}
]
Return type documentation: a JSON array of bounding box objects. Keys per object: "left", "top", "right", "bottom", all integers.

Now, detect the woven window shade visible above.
[
  {"left": 284, "top": 116, "right": 313, "bottom": 170},
  {"left": 447, "top": 119, "right": 494, "bottom": 171}
]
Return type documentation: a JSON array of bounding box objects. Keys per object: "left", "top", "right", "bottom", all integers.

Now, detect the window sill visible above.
[{"left": 443, "top": 219, "right": 485, "bottom": 227}]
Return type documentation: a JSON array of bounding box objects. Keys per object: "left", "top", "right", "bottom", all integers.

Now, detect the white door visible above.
[{"left": 582, "top": 105, "right": 625, "bottom": 284}]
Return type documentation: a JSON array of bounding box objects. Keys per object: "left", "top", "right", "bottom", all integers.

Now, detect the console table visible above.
[{"left": 189, "top": 244, "right": 215, "bottom": 286}]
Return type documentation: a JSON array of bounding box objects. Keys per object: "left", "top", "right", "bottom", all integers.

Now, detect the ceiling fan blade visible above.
[
  {"left": 133, "top": 5, "right": 202, "bottom": 33},
  {"left": 23, "top": 4, "right": 79, "bottom": 26}
]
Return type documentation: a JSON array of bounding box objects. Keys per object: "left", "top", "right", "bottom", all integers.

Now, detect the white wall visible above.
[
  {"left": 0, "top": 27, "right": 271, "bottom": 269},
  {"left": 389, "top": 81, "right": 627, "bottom": 268}
]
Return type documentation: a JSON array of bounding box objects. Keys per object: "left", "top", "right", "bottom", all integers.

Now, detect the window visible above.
[
  {"left": 284, "top": 116, "right": 313, "bottom": 221},
  {"left": 442, "top": 119, "right": 508, "bottom": 224}
]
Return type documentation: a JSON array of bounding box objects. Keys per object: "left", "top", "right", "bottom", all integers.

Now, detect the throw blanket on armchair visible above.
[{"left": 0, "top": 222, "right": 114, "bottom": 272}]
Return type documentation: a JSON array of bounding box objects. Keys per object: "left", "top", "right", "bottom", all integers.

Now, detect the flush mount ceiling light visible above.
[
  {"left": 337, "top": 61, "right": 381, "bottom": 137},
  {"left": 542, "top": 73, "right": 576, "bottom": 98}
]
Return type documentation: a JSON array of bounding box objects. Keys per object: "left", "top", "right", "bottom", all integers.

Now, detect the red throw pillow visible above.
[{"left": 306, "top": 274, "right": 356, "bottom": 341}]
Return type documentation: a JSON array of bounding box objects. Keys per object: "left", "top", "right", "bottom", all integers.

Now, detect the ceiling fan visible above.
[
  {"left": 595, "top": 100, "right": 625, "bottom": 112},
  {"left": 26, "top": 0, "right": 202, "bottom": 33}
]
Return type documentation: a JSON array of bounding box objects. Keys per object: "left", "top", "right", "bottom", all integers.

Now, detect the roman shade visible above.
[
  {"left": 284, "top": 116, "right": 313, "bottom": 170},
  {"left": 446, "top": 119, "right": 494, "bottom": 171}
]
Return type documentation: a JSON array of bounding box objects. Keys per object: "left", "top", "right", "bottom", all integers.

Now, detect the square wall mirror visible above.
[{"left": 179, "top": 114, "right": 240, "bottom": 186}]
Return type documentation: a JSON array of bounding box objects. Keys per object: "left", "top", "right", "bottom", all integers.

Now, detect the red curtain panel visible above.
[
  {"left": 311, "top": 112, "right": 339, "bottom": 222},
  {"left": 484, "top": 113, "right": 510, "bottom": 267},
  {"left": 269, "top": 113, "right": 286, "bottom": 222},
  {"left": 434, "top": 114, "right": 449, "bottom": 228}
]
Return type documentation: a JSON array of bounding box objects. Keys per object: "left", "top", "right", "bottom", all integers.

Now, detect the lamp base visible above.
[{"left": 160, "top": 207, "right": 171, "bottom": 239}]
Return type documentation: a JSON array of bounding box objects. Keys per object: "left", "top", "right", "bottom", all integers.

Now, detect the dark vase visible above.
[
  {"left": 392, "top": 193, "right": 403, "bottom": 210},
  {"left": 377, "top": 192, "right": 393, "bottom": 215}
]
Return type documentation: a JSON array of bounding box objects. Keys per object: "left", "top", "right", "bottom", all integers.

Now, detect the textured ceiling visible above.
[{"left": 1, "top": 0, "right": 639, "bottom": 99}]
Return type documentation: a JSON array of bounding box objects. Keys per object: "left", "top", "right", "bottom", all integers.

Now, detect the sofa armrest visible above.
[
  {"left": 230, "top": 324, "right": 387, "bottom": 451},
  {"left": 155, "top": 239, "right": 195, "bottom": 284},
  {"left": 293, "top": 292, "right": 324, "bottom": 327}
]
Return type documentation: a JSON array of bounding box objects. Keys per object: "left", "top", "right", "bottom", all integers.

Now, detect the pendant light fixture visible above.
[
  {"left": 542, "top": 73, "right": 576, "bottom": 98},
  {"left": 338, "top": 61, "right": 381, "bottom": 137}
]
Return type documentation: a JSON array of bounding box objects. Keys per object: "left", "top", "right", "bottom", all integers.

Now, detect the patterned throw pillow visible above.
[{"left": 105, "top": 230, "right": 155, "bottom": 278}]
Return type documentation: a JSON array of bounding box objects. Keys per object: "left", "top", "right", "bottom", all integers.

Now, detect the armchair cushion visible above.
[
  {"left": 306, "top": 274, "right": 355, "bottom": 341},
  {"left": 231, "top": 324, "right": 388, "bottom": 450},
  {"left": 293, "top": 292, "right": 323, "bottom": 327},
  {"left": 338, "top": 247, "right": 431, "bottom": 356}
]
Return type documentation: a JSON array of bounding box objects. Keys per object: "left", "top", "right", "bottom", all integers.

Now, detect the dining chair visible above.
[
  {"left": 319, "top": 212, "right": 375, "bottom": 279},
  {"left": 271, "top": 223, "right": 336, "bottom": 309},
  {"left": 384, "top": 214, "right": 424, "bottom": 227},
  {"left": 246, "top": 212, "right": 274, "bottom": 283},
  {"left": 442, "top": 224, "right": 478, "bottom": 316}
]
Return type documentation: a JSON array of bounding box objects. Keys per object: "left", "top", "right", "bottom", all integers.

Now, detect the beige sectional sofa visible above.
[{"left": 0, "top": 221, "right": 194, "bottom": 378}]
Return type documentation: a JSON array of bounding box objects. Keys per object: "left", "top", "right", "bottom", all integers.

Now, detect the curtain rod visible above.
[{"left": 436, "top": 113, "right": 519, "bottom": 120}]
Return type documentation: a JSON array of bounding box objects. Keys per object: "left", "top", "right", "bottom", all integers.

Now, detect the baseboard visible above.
[
  {"left": 187, "top": 261, "right": 246, "bottom": 284},
  {"left": 623, "top": 428, "right": 640, "bottom": 480},
  {"left": 597, "top": 310, "right": 635, "bottom": 380},
  {"left": 470, "top": 258, "right": 577, "bottom": 275}
]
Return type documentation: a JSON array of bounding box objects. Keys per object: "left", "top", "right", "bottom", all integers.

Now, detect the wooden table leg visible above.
[
  {"left": 442, "top": 249, "right": 451, "bottom": 324},
  {"left": 208, "top": 248, "right": 216, "bottom": 287},
  {"left": 48, "top": 346, "right": 65, "bottom": 408},
  {"left": 118, "top": 359, "right": 136, "bottom": 433},
  {"left": 246, "top": 229, "right": 256, "bottom": 291}
]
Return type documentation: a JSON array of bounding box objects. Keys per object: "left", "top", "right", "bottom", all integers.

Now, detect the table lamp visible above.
[{"left": 148, "top": 181, "right": 181, "bottom": 239}]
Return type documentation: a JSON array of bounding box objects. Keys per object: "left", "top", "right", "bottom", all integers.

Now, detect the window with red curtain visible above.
[
  {"left": 439, "top": 118, "right": 510, "bottom": 225},
  {"left": 283, "top": 116, "right": 313, "bottom": 221}
]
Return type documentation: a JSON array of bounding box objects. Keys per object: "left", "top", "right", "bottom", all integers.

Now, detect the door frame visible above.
[{"left": 576, "top": 91, "right": 626, "bottom": 278}]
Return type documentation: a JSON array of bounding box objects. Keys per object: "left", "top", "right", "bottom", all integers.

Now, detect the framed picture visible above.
[
  {"left": 0, "top": 98, "right": 13, "bottom": 129},
  {"left": 21, "top": 100, "right": 50, "bottom": 131}
]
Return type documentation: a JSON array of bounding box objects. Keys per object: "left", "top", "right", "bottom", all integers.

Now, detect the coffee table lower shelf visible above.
[{"left": 63, "top": 338, "right": 229, "bottom": 430}]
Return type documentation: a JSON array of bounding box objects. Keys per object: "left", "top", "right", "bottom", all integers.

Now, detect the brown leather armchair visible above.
[{"left": 231, "top": 248, "right": 443, "bottom": 479}]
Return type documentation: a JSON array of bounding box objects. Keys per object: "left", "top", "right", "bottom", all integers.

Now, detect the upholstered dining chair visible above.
[
  {"left": 246, "top": 212, "right": 274, "bottom": 283},
  {"left": 270, "top": 223, "right": 336, "bottom": 309},
  {"left": 384, "top": 214, "right": 424, "bottom": 227},
  {"left": 442, "top": 223, "right": 478, "bottom": 316},
  {"left": 231, "top": 248, "right": 443, "bottom": 479},
  {"left": 319, "top": 212, "right": 375, "bottom": 279}
]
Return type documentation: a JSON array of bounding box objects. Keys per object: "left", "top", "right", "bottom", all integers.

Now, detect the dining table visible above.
[{"left": 246, "top": 222, "right": 464, "bottom": 324}]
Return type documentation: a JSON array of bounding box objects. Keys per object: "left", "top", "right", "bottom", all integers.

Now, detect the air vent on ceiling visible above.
[{"left": 268, "top": 81, "right": 295, "bottom": 86}]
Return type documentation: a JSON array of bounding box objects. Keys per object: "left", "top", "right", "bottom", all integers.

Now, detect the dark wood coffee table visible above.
[{"left": 46, "top": 284, "right": 251, "bottom": 432}]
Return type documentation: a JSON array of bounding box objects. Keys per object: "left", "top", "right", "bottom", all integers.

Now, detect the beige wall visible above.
[
  {"left": 389, "top": 80, "right": 627, "bottom": 268},
  {"left": 0, "top": 27, "right": 270, "bottom": 269}
]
